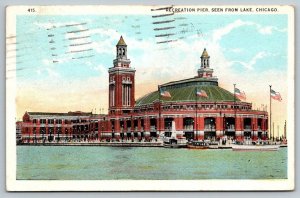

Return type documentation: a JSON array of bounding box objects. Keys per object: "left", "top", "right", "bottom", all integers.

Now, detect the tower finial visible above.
[
  {"left": 201, "top": 48, "right": 209, "bottom": 58},
  {"left": 117, "top": 35, "right": 127, "bottom": 46}
]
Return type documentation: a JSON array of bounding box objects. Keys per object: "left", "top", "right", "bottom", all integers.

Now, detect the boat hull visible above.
[
  {"left": 164, "top": 143, "right": 187, "bottom": 148},
  {"left": 232, "top": 145, "right": 280, "bottom": 151},
  {"left": 187, "top": 141, "right": 209, "bottom": 149},
  {"left": 162, "top": 137, "right": 187, "bottom": 148},
  {"left": 187, "top": 145, "right": 209, "bottom": 149}
]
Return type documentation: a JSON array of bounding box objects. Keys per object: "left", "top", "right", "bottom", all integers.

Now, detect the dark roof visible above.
[
  {"left": 161, "top": 76, "right": 218, "bottom": 88},
  {"left": 27, "top": 111, "right": 92, "bottom": 117},
  {"left": 135, "top": 85, "right": 240, "bottom": 106}
]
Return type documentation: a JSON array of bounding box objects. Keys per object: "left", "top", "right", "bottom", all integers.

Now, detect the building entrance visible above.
[{"left": 184, "top": 132, "right": 194, "bottom": 141}]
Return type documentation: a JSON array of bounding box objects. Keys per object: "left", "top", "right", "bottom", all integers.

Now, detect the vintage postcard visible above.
[{"left": 6, "top": 5, "right": 294, "bottom": 191}]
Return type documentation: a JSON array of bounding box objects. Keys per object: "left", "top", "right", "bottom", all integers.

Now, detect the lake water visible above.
[{"left": 17, "top": 146, "right": 287, "bottom": 180}]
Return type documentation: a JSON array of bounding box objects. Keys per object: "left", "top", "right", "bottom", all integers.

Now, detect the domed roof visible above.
[
  {"left": 201, "top": 48, "right": 209, "bottom": 58},
  {"left": 135, "top": 84, "right": 239, "bottom": 106}
]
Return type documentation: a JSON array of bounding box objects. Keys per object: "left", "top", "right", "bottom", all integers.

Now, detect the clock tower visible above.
[{"left": 108, "top": 36, "right": 136, "bottom": 115}]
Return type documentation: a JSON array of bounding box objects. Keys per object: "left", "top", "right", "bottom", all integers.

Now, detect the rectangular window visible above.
[
  {"left": 113, "top": 85, "right": 115, "bottom": 106},
  {"left": 128, "top": 85, "right": 131, "bottom": 106},
  {"left": 122, "top": 85, "right": 124, "bottom": 106},
  {"left": 109, "top": 88, "right": 111, "bottom": 107},
  {"left": 48, "top": 119, "right": 54, "bottom": 124}
]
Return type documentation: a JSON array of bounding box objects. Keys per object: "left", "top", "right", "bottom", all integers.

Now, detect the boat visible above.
[
  {"left": 231, "top": 144, "right": 280, "bottom": 151},
  {"left": 280, "top": 138, "right": 288, "bottom": 147},
  {"left": 187, "top": 141, "right": 209, "bottom": 149},
  {"left": 162, "top": 121, "right": 187, "bottom": 148},
  {"left": 163, "top": 137, "right": 187, "bottom": 148}
]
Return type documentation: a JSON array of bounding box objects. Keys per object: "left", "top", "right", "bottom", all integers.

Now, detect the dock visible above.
[
  {"left": 19, "top": 141, "right": 164, "bottom": 147},
  {"left": 17, "top": 142, "right": 287, "bottom": 149}
]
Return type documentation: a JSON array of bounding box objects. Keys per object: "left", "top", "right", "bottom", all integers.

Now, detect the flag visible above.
[
  {"left": 196, "top": 89, "right": 208, "bottom": 98},
  {"left": 271, "top": 89, "right": 282, "bottom": 101},
  {"left": 234, "top": 87, "right": 246, "bottom": 100},
  {"left": 160, "top": 89, "right": 171, "bottom": 98}
]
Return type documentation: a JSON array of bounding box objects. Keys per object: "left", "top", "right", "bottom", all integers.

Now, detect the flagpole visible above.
[
  {"left": 195, "top": 87, "right": 198, "bottom": 140},
  {"left": 233, "top": 84, "right": 236, "bottom": 136},
  {"left": 273, "top": 122, "right": 275, "bottom": 141},
  {"left": 277, "top": 125, "right": 279, "bottom": 140},
  {"left": 269, "top": 85, "right": 272, "bottom": 141},
  {"left": 284, "top": 120, "right": 286, "bottom": 139},
  {"left": 158, "top": 85, "right": 161, "bottom": 136}
]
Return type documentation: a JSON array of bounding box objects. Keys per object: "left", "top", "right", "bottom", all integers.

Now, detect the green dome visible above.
[{"left": 135, "top": 85, "right": 239, "bottom": 106}]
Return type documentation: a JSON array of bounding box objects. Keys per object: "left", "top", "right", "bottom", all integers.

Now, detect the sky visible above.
[{"left": 8, "top": 12, "right": 289, "bottom": 136}]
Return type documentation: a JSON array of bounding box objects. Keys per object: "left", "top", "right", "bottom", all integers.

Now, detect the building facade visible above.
[{"left": 19, "top": 36, "right": 268, "bottom": 143}]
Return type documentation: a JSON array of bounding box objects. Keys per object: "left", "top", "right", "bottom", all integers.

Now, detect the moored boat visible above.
[
  {"left": 187, "top": 141, "right": 209, "bottom": 149},
  {"left": 163, "top": 137, "right": 187, "bottom": 148},
  {"left": 232, "top": 144, "right": 280, "bottom": 151},
  {"left": 162, "top": 120, "right": 187, "bottom": 148}
]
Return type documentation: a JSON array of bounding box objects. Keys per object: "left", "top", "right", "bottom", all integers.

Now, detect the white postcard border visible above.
[{"left": 6, "top": 5, "right": 295, "bottom": 191}]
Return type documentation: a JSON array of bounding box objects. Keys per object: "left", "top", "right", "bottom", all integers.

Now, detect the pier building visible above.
[{"left": 19, "top": 36, "right": 268, "bottom": 143}]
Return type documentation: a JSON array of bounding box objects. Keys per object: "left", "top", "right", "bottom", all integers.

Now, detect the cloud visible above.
[
  {"left": 90, "top": 64, "right": 107, "bottom": 73},
  {"left": 42, "top": 59, "right": 51, "bottom": 66},
  {"left": 257, "top": 26, "right": 274, "bottom": 35},
  {"left": 230, "top": 51, "right": 269, "bottom": 70},
  {"left": 257, "top": 25, "right": 287, "bottom": 35},
  {"left": 229, "top": 48, "right": 243, "bottom": 53},
  {"left": 34, "top": 21, "right": 88, "bottom": 30},
  {"left": 39, "top": 59, "right": 61, "bottom": 77},
  {"left": 34, "top": 22, "right": 65, "bottom": 29},
  {"left": 211, "top": 19, "right": 287, "bottom": 43},
  {"left": 45, "top": 68, "right": 59, "bottom": 77},
  {"left": 88, "top": 28, "right": 120, "bottom": 54},
  {"left": 32, "top": 19, "right": 285, "bottom": 95},
  {"left": 212, "top": 19, "right": 254, "bottom": 43}
]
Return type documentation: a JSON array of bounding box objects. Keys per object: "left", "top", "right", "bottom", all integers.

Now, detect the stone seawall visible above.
[{"left": 18, "top": 142, "right": 164, "bottom": 147}]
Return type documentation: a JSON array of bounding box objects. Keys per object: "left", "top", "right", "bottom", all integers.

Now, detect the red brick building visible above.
[{"left": 19, "top": 36, "right": 268, "bottom": 143}]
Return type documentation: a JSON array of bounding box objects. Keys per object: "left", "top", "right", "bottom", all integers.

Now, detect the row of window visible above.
[
  {"left": 109, "top": 76, "right": 132, "bottom": 82},
  {"left": 25, "top": 123, "right": 264, "bottom": 133},
  {"left": 110, "top": 118, "right": 265, "bottom": 129},
  {"left": 163, "top": 81, "right": 218, "bottom": 90},
  {"left": 136, "top": 104, "right": 252, "bottom": 113},
  {"left": 32, "top": 119, "right": 90, "bottom": 124},
  {"left": 26, "top": 124, "right": 99, "bottom": 132}
]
